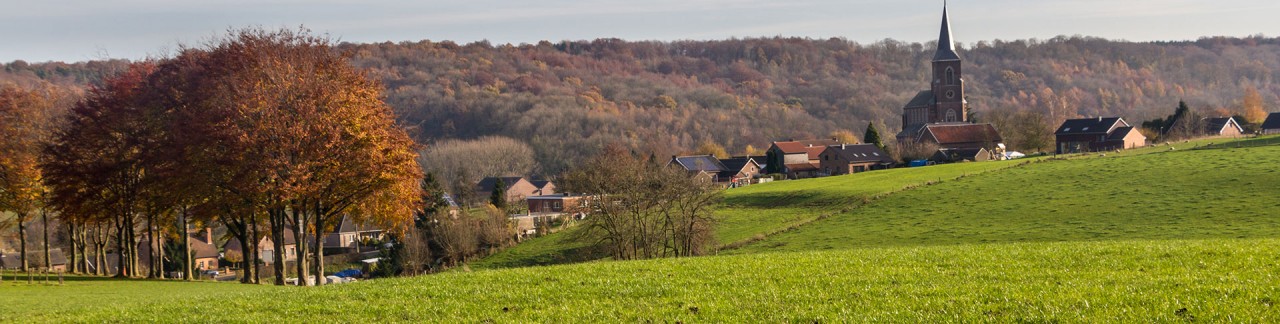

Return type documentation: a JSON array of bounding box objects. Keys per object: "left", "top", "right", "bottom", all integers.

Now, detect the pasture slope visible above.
[{"left": 3, "top": 136, "right": 1279, "bottom": 321}]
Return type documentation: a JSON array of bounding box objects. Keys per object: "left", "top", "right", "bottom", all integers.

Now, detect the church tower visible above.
[{"left": 930, "top": 4, "right": 966, "bottom": 123}]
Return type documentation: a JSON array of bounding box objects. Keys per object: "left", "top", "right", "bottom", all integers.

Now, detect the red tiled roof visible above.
[
  {"left": 803, "top": 146, "right": 826, "bottom": 160},
  {"left": 925, "top": 124, "right": 1003, "bottom": 144}
]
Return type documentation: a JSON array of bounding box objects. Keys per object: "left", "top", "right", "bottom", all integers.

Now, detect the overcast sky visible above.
[{"left": 2, "top": 0, "right": 1275, "bottom": 63}]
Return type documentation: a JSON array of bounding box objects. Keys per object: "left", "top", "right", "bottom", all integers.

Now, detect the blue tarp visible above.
[{"left": 334, "top": 269, "right": 362, "bottom": 278}]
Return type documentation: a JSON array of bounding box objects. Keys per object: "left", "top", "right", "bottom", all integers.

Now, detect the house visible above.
[
  {"left": 1202, "top": 117, "right": 1244, "bottom": 137},
  {"left": 717, "top": 157, "right": 762, "bottom": 186},
  {"left": 765, "top": 139, "right": 840, "bottom": 179},
  {"left": 0, "top": 249, "right": 67, "bottom": 272},
  {"left": 1262, "top": 112, "right": 1280, "bottom": 135},
  {"left": 905, "top": 123, "right": 1005, "bottom": 151},
  {"left": 475, "top": 176, "right": 543, "bottom": 206},
  {"left": 323, "top": 216, "right": 384, "bottom": 254},
  {"left": 818, "top": 144, "right": 895, "bottom": 175},
  {"left": 138, "top": 228, "right": 221, "bottom": 272},
  {"left": 530, "top": 180, "right": 556, "bottom": 196},
  {"left": 668, "top": 155, "right": 728, "bottom": 182},
  {"left": 1054, "top": 117, "right": 1146, "bottom": 154},
  {"left": 932, "top": 147, "right": 991, "bottom": 163},
  {"left": 223, "top": 228, "right": 299, "bottom": 265},
  {"left": 526, "top": 194, "right": 589, "bottom": 215}
]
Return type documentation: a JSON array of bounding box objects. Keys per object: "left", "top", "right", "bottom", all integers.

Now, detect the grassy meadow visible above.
[{"left": 7, "top": 239, "right": 1280, "bottom": 322}]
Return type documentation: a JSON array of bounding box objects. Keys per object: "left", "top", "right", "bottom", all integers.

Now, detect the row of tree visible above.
[{"left": 2, "top": 28, "right": 422, "bottom": 286}]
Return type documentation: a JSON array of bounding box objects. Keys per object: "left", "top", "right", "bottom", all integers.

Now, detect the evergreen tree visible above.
[
  {"left": 489, "top": 178, "right": 508, "bottom": 210},
  {"left": 864, "top": 121, "right": 886, "bottom": 152}
]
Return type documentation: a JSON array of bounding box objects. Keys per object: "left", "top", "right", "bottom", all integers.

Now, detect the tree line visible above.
[{"left": 2, "top": 28, "right": 422, "bottom": 286}]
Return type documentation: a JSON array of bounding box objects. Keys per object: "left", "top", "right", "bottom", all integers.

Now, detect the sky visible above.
[{"left": 1, "top": 0, "right": 1276, "bottom": 63}]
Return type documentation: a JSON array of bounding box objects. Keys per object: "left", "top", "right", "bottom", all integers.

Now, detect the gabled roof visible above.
[
  {"left": 334, "top": 215, "right": 382, "bottom": 234},
  {"left": 784, "top": 163, "right": 819, "bottom": 172},
  {"left": 717, "top": 157, "right": 760, "bottom": 179},
  {"left": 530, "top": 180, "right": 554, "bottom": 190},
  {"left": 1056, "top": 117, "right": 1126, "bottom": 135},
  {"left": 904, "top": 90, "right": 934, "bottom": 108},
  {"left": 1203, "top": 117, "right": 1243, "bottom": 134},
  {"left": 1107, "top": 126, "right": 1142, "bottom": 140},
  {"left": 772, "top": 139, "right": 841, "bottom": 154},
  {"left": 923, "top": 123, "right": 1003, "bottom": 144},
  {"left": 823, "top": 144, "right": 895, "bottom": 164},
  {"left": 475, "top": 176, "right": 527, "bottom": 193},
  {"left": 670, "top": 155, "right": 727, "bottom": 172},
  {"left": 934, "top": 147, "right": 987, "bottom": 161},
  {"left": 190, "top": 235, "right": 220, "bottom": 259},
  {"left": 1262, "top": 112, "right": 1280, "bottom": 130},
  {"left": 933, "top": 5, "right": 961, "bottom": 62}
]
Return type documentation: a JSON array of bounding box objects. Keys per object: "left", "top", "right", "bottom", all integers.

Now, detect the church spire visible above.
[{"left": 933, "top": 3, "right": 960, "bottom": 61}]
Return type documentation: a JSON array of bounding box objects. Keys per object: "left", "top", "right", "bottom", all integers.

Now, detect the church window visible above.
[
  {"left": 945, "top": 109, "right": 957, "bottom": 122},
  {"left": 946, "top": 67, "right": 955, "bottom": 85}
]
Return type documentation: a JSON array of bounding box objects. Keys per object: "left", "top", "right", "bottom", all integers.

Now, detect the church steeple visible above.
[{"left": 933, "top": 3, "right": 960, "bottom": 61}]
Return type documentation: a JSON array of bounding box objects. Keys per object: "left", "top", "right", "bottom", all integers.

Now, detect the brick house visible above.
[
  {"left": 1055, "top": 117, "right": 1146, "bottom": 154},
  {"left": 765, "top": 139, "right": 840, "bottom": 179},
  {"left": 932, "top": 147, "right": 991, "bottom": 163},
  {"left": 1262, "top": 113, "right": 1280, "bottom": 135},
  {"left": 223, "top": 228, "right": 299, "bottom": 266},
  {"left": 818, "top": 144, "right": 894, "bottom": 175},
  {"left": 475, "top": 176, "right": 545, "bottom": 206},
  {"left": 322, "top": 216, "right": 384, "bottom": 254},
  {"left": 1202, "top": 117, "right": 1244, "bottom": 137},
  {"left": 717, "top": 157, "right": 762, "bottom": 186}
]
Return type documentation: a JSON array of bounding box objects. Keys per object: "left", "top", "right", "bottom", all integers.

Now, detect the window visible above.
[
  {"left": 946, "top": 67, "right": 955, "bottom": 85},
  {"left": 945, "top": 109, "right": 957, "bottom": 122}
]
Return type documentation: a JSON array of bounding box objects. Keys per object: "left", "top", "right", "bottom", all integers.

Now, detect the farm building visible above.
[
  {"left": 818, "top": 144, "right": 895, "bottom": 175},
  {"left": 1055, "top": 117, "right": 1146, "bottom": 154},
  {"left": 475, "top": 176, "right": 549, "bottom": 206},
  {"left": 932, "top": 147, "right": 992, "bottom": 163},
  {"left": 765, "top": 139, "right": 841, "bottom": 179},
  {"left": 1202, "top": 117, "right": 1244, "bottom": 137},
  {"left": 1260, "top": 113, "right": 1280, "bottom": 135}
]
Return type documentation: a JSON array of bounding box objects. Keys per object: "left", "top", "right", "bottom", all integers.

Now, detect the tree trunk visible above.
[
  {"left": 312, "top": 205, "right": 326, "bottom": 286},
  {"left": 42, "top": 209, "right": 50, "bottom": 272},
  {"left": 251, "top": 216, "right": 261, "bottom": 285},
  {"left": 270, "top": 208, "right": 286, "bottom": 286},
  {"left": 181, "top": 208, "right": 193, "bottom": 281},
  {"left": 146, "top": 212, "right": 157, "bottom": 278},
  {"left": 68, "top": 222, "right": 78, "bottom": 274},
  {"left": 114, "top": 215, "right": 126, "bottom": 277},
  {"left": 78, "top": 224, "right": 88, "bottom": 274},
  {"left": 17, "top": 212, "right": 28, "bottom": 271},
  {"left": 291, "top": 204, "right": 308, "bottom": 286}
]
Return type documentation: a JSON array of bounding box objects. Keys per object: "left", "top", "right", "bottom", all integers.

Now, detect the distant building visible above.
[
  {"left": 1202, "top": 117, "right": 1244, "bottom": 137},
  {"left": 1054, "top": 117, "right": 1146, "bottom": 154},
  {"left": 895, "top": 4, "right": 1004, "bottom": 157},
  {"left": 932, "top": 147, "right": 991, "bottom": 163},
  {"left": 765, "top": 139, "right": 841, "bottom": 179},
  {"left": 717, "top": 156, "right": 762, "bottom": 186},
  {"left": 818, "top": 144, "right": 895, "bottom": 175},
  {"left": 475, "top": 176, "right": 546, "bottom": 206},
  {"left": 1263, "top": 113, "right": 1280, "bottom": 135}
]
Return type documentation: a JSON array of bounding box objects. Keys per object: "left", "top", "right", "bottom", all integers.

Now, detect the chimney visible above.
[
  {"left": 204, "top": 228, "right": 213, "bottom": 244},
  {"left": 841, "top": 143, "right": 846, "bottom": 149},
  {"left": 808, "top": 144, "right": 812, "bottom": 147},
  {"left": 1098, "top": 116, "right": 1102, "bottom": 122}
]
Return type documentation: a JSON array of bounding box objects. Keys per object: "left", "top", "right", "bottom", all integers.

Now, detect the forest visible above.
[{"left": 4, "top": 35, "right": 1279, "bottom": 174}]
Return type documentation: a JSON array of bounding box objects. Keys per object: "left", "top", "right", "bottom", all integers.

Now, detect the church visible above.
[{"left": 895, "top": 5, "right": 1005, "bottom": 161}]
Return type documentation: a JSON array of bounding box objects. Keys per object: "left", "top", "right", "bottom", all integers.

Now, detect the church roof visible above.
[
  {"left": 924, "top": 123, "right": 1003, "bottom": 145},
  {"left": 933, "top": 5, "right": 961, "bottom": 62},
  {"left": 905, "top": 90, "right": 934, "bottom": 108}
]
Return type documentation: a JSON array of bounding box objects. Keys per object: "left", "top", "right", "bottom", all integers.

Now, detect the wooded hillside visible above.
[{"left": 6, "top": 35, "right": 1279, "bottom": 173}]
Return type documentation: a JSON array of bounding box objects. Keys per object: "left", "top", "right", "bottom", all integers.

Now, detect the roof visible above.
[
  {"left": 784, "top": 163, "right": 819, "bottom": 172},
  {"left": 1107, "top": 126, "right": 1140, "bottom": 140},
  {"left": 670, "top": 155, "right": 728, "bottom": 172},
  {"left": 771, "top": 139, "right": 841, "bottom": 154},
  {"left": 717, "top": 157, "right": 760, "bottom": 179},
  {"left": 923, "top": 123, "right": 1003, "bottom": 144},
  {"left": 1056, "top": 117, "right": 1126, "bottom": 135},
  {"left": 1262, "top": 112, "right": 1280, "bottom": 130},
  {"left": 530, "top": 180, "right": 554, "bottom": 189},
  {"left": 334, "top": 215, "right": 382, "bottom": 234},
  {"left": 933, "top": 5, "right": 961, "bottom": 61},
  {"left": 1203, "top": 117, "right": 1242, "bottom": 134},
  {"left": 823, "top": 144, "right": 895, "bottom": 164},
  {"left": 190, "top": 235, "right": 220, "bottom": 259},
  {"left": 904, "top": 90, "right": 934, "bottom": 108},
  {"left": 475, "top": 176, "right": 527, "bottom": 193},
  {"left": 0, "top": 249, "right": 68, "bottom": 267}
]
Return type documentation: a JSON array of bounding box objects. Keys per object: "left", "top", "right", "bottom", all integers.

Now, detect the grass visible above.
[
  {"left": 474, "top": 158, "right": 1030, "bottom": 269},
  {"left": 8, "top": 238, "right": 1280, "bottom": 322},
  {"left": 0, "top": 274, "right": 274, "bottom": 322},
  {"left": 730, "top": 140, "right": 1280, "bottom": 253}
]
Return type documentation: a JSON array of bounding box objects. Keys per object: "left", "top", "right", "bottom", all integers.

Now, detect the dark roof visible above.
[
  {"left": 823, "top": 144, "right": 895, "bottom": 164},
  {"left": 924, "top": 123, "right": 1003, "bottom": 144},
  {"left": 1203, "top": 117, "right": 1242, "bottom": 134},
  {"left": 475, "top": 176, "right": 526, "bottom": 193},
  {"left": 190, "top": 235, "right": 219, "bottom": 259},
  {"left": 896, "top": 123, "right": 927, "bottom": 140},
  {"left": 334, "top": 215, "right": 382, "bottom": 234},
  {"left": 670, "top": 155, "right": 727, "bottom": 172},
  {"left": 772, "top": 139, "right": 841, "bottom": 154},
  {"left": 933, "top": 5, "right": 961, "bottom": 61},
  {"left": 1262, "top": 112, "right": 1280, "bottom": 130},
  {"left": 717, "top": 157, "right": 759, "bottom": 179},
  {"left": 1056, "top": 117, "right": 1125, "bottom": 135},
  {"left": 904, "top": 90, "right": 934, "bottom": 108},
  {"left": 530, "top": 180, "right": 553, "bottom": 189},
  {"left": 1107, "top": 126, "right": 1140, "bottom": 140}
]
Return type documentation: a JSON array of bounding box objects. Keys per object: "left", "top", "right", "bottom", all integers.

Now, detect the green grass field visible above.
[
  {"left": 5, "top": 136, "right": 1279, "bottom": 321},
  {"left": 7, "top": 239, "right": 1280, "bottom": 322}
]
